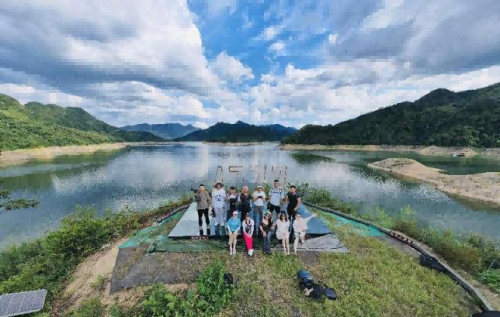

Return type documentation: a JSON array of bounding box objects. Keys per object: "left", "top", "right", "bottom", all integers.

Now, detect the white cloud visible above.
[
  {"left": 210, "top": 51, "right": 255, "bottom": 83},
  {"left": 253, "top": 25, "right": 283, "bottom": 42},
  {"left": 242, "top": 10, "right": 253, "bottom": 29},
  {"left": 269, "top": 42, "right": 285, "bottom": 51},
  {"left": 328, "top": 34, "right": 338, "bottom": 44}
]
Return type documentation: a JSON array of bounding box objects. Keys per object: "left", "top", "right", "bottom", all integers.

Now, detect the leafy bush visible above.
[
  {"left": 0, "top": 197, "right": 192, "bottom": 314},
  {"left": 1, "top": 198, "right": 39, "bottom": 210},
  {"left": 478, "top": 269, "right": 500, "bottom": 292},
  {"left": 140, "top": 261, "right": 233, "bottom": 317},
  {"left": 304, "top": 185, "right": 500, "bottom": 292}
]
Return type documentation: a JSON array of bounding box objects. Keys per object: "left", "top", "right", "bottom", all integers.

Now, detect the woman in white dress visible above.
[{"left": 275, "top": 213, "right": 291, "bottom": 255}]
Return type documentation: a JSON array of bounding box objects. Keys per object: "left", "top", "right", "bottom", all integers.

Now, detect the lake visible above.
[{"left": 1, "top": 142, "right": 500, "bottom": 249}]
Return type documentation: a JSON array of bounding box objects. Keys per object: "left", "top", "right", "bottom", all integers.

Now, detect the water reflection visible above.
[{"left": 1, "top": 143, "right": 499, "bottom": 249}]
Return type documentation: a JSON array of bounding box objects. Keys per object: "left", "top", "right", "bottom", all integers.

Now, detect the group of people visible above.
[{"left": 194, "top": 180, "right": 317, "bottom": 256}]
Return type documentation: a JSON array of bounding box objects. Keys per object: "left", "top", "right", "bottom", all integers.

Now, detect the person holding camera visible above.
[{"left": 252, "top": 185, "right": 266, "bottom": 226}]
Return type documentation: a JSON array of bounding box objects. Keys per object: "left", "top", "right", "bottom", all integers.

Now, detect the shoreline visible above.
[
  {"left": 368, "top": 158, "right": 500, "bottom": 207},
  {"left": 201, "top": 141, "right": 275, "bottom": 146},
  {"left": 280, "top": 144, "right": 500, "bottom": 160},
  {"left": 0, "top": 142, "right": 176, "bottom": 166}
]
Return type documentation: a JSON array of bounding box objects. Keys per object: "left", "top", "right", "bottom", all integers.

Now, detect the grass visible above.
[
  {"left": 64, "top": 298, "right": 105, "bottom": 317},
  {"left": 302, "top": 184, "right": 500, "bottom": 293},
  {"left": 65, "top": 214, "right": 472, "bottom": 317},
  {"left": 0, "top": 198, "right": 40, "bottom": 210},
  {"left": 0, "top": 195, "right": 193, "bottom": 315},
  {"left": 90, "top": 275, "right": 109, "bottom": 292}
]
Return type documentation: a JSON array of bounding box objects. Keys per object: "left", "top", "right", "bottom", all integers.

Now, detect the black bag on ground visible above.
[
  {"left": 419, "top": 254, "right": 447, "bottom": 273},
  {"left": 224, "top": 273, "right": 233, "bottom": 285}
]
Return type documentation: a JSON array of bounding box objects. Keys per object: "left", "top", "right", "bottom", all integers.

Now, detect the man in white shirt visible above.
[
  {"left": 267, "top": 179, "right": 284, "bottom": 221},
  {"left": 211, "top": 182, "right": 227, "bottom": 226},
  {"left": 252, "top": 185, "right": 266, "bottom": 226}
]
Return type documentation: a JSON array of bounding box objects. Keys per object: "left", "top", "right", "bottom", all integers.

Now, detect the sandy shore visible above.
[
  {"left": 0, "top": 142, "right": 175, "bottom": 166},
  {"left": 280, "top": 144, "right": 500, "bottom": 160},
  {"left": 368, "top": 158, "right": 500, "bottom": 207}
]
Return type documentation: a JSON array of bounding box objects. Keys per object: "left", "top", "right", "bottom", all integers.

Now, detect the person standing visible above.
[
  {"left": 276, "top": 213, "right": 291, "bottom": 255},
  {"left": 260, "top": 212, "right": 276, "bottom": 255},
  {"left": 212, "top": 182, "right": 227, "bottom": 227},
  {"left": 242, "top": 213, "right": 255, "bottom": 256},
  {"left": 195, "top": 184, "right": 211, "bottom": 235},
  {"left": 252, "top": 185, "right": 266, "bottom": 227},
  {"left": 237, "top": 186, "right": 252, "bottom": 223},
  {"left": 293, "top": 213, "right": 317, "bottom": 255},
  {"left": 268, "top": 180, "right": 284, "bottom": 221},
  {"left": 226, "top": 186, "right": 238, "bottom": 222},
  {"left": 285, "top": 185, "right": 302, "bottom": 225},
  {"left": 226, "top": 211, "right": 241, "bottom": 255}
]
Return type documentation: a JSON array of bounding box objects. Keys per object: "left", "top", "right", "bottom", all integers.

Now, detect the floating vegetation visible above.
[
  {"left": 0, "top": 189, "right": 10, "bottom": 199},
  {"left": 290, "top": 152, "right": 335, "bottom": 165},
  {"left": 1, "top": 198, "right": 40, "bottom": 211}
]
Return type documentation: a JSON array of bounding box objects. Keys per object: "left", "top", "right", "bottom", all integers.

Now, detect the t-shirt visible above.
[
  {"left": 260, "top": 220, "right": 273, "bottom": 233},
  {"left": 242, "top": 218, "right": 254, "bottom": 235},
  {"left": 238, "top": 193, "right": 252, "bottom": 211},
  {"left": 212, "top": 188, "right": 226, "bottom": 209},
  {"left": 287, "top": 192, "right": 301, "bottom": 209},
  {"left": 226, "top": 217, "right": 241, "bottom": 233},
  {"left": 269, "top": 186, "right": 284, "bottom": 206},
  {"left": 227, "top": 194, "right": 238, "bottom": 211},
  {"left": 252, "top": 191, "right": 266, "bottom": 206}
]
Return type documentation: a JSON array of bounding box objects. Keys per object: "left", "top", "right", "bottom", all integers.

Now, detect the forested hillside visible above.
[
  {"left": 0, "top": 94, "right": 164, "bottom": 151},
  {"left": 283, "top": 83, "right": 500, "bottom": 147},
  {"left": 175, "top": 121, "right": 295, "bottom": 142},
  {"left": 121, "top": 123, "right": 200, "bottom": 139}
]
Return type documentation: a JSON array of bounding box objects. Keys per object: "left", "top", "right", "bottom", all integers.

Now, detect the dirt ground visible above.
[
  {"left": 280, "top": 144, "right": 500, "bottom": 160},
  {"left": 53, "top": 239, "right": 189, "bottom": 317},
  {"left": 368, "top": 158, "right": 500, "bottom": 207}
]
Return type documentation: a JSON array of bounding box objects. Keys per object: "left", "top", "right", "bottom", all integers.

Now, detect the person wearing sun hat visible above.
[
  {"left": 212, "top": 182, "right": 226, "bottom": 227},
  {"left": 226, "top": 210, "right": 241, "bottom": 255},
  {"left": 252, "top": 185, "right": 266, "bottom": 228}
]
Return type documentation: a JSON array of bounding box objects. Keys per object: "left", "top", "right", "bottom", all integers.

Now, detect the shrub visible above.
[{"left": 478, "top": 269, "right": 500, "bottom": 292}]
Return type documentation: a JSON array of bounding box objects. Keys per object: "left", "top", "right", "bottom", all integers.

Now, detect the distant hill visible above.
[
  {"left": 174, "top": 121, "right": 296, "bottom": 142},
  {"left": 0, "top": 94, "right": 164, "bottom": 151},
  {"left": 282, "top": 82, "right": 500, "bottom": 147},
  {"left": 121, "top": 123, "right": 200, "bottom": 140}
]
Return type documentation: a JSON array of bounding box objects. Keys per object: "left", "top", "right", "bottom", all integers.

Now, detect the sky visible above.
[{"left": 0, "top": 0, "right": 499, "bottom": 129}]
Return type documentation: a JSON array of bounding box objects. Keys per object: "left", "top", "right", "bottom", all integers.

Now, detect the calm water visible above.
[{"left": 1, "top": 143, "right": 500, "bottom": 249}]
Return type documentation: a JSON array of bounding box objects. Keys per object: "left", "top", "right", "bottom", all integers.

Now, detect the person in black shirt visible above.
[
  {"left": 237, "top": 186, "right": 252, "bottom": 222},
  {"left": 226, "top": 186, "right": 238, "bottom": 221},
  {"left": 285, "top": 185, "right": 301, "bottom": 223}
]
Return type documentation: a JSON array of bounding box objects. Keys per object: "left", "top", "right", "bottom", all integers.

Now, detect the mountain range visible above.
[
  {"left": 174, "top": 121, "right": 297, "bottom": 142},
  {"left": 121, "top": 123, "right": 200, "bottom": 140},
  {"left": 0, "top": 95, "right": 164, "bottom": 151},
  {"left": 283, "top": 82, "right": 500, "bottom": 148}
]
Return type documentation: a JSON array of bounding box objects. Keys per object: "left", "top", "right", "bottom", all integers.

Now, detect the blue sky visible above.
[{"left": 1, "top": 0, "right": 500, "bottom": 129}]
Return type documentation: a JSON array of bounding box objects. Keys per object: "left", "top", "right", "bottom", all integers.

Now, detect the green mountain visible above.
[
  {"left": 0, "top": 94, "right": 164, "bottom": 151},
  {"left": 283, "top": 82, "right": 500, "bottom": 147},
  {"left": 174, "top": 121, "right": 296, "bottom": 142},
  {"left": 121, "top": 123, "right": 200, "bottom": 139}
]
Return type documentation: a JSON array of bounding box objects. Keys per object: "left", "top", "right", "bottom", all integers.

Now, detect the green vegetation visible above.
[
  {"left": 0, "top": 189, "right": 9, "bottom": 199},
  {"left": 2, "top": 186, "right": 497, "bottom": 316},
  {"left": 0, "top": 94, "right": 164, "bottom": 151},
  {"left": 175, "top": 121, "right": 296, "bottom": 142},
  {"left": 0, "top": 196, "right": 192, "bottom": 315},
  {"left": 290, "top": 152, "right": 335, "bottom": 165},
  {"left": 302, "top": 185, "right": 500, "bottom": 292},
  {"left": 90, "top": 275, "right": 108, "bottom": 292},
  {"left": 121, "top": 123, "right": 200, "bottom": 140},
  {"left": 283, "top": 82, "right": 500, "bottom": 147},
  {"left": 138, "top": 261, "right": 233, "bottom": 317},
  {"left": 65, "top": 298, "right": 106, "bottom": 317},
  {"left": 0, "top": 198, "right": 39, "bottom": 211}
]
